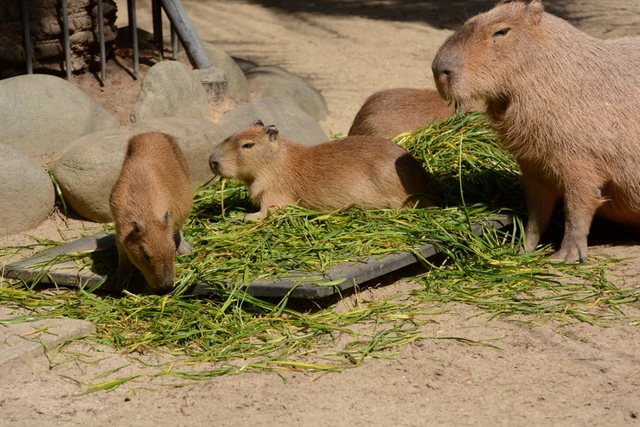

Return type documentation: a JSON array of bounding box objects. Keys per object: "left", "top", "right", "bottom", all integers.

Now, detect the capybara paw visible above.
[
  {"left": 177, "top": 241, "right": 193, "bottom": 255},
  {"left": 242, "top": 212, "right": 265, "bottom": 221},
  {"left": 549, "top": 247, "right": 588, "bottom": 263}
]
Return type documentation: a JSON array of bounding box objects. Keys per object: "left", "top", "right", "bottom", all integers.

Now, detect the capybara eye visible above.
[
  {"left": 142, "top": 250, "right": 151, "bottom": 263},
  {"left": 492, "top": 27, "right": 511, "bottom": 38},
  {"left": 242, "top": 143, "right": 255, "bottom": 149}
]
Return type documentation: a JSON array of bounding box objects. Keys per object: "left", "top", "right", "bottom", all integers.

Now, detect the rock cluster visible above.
[{"left": 0, "top": 42, "right": 329, "bottom": 236}]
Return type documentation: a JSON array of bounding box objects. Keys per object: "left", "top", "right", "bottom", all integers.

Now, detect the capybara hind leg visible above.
[
  {"left": 522, "top": 172, "right": 560, "bottom": 253},
  {"left": 174, "top": 229, "right": 193, "bottom": 255},
  {"left": 551, "top": 186, "right": 602, "bottom": 263}
]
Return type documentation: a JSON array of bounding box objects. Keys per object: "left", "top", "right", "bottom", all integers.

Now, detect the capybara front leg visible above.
[
  {"left": 174, "top": 229, "right": 193, "bottom": 255},
  {"left": 115, "top": 244, "right": 134, "bottom": 286},
  {"left": 552, "top": 186, "right": 601, "bottom": 263},
  {"left": 522, "top": 173, "right": 560, "bottom": 253}
]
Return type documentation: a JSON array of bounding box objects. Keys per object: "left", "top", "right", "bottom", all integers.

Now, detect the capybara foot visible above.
[{"left": 549, "top": 247, "right": 588, "bottom": 263}]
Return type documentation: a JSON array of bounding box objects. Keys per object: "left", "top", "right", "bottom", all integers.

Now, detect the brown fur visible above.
[
  {"left": 109, "top": 132, "right": 193, "bottom": 290},
  {"left": 209, "top": 120, "right": 439, "bottom": 219},
  {"left": 348, "top": 88, "right": 482, "bottom": 140},
  {"left": 432, "top": 0, "right": 640, "bottom": 262}
]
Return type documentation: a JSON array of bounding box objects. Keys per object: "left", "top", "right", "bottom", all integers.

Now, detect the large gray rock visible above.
[
  {"left": 193, "top": 66, "right": 227, "bottom": 105},
  {"left": 217, "top": 97, "right": 328, "bottom": 146},
  {"left": 203, "top": 43, "right": 251, "bottom": 102},
  {"left": 0, "top": 145, "right": 55, "bottom": 237},
  {"left": 245, "top": 65, "right": 328, "bottom": 122},
  {"left": 233, "top": 56, "right": 258, "bottom": 73},
  {"left": 0, "top": 74, "right": 120, "bottom": 157},
  {"left": 50, "top": 117, "right": 226, "bottom": 223},
  {"left": 130, "top": 61, "right": 210, "bottom": 123}
]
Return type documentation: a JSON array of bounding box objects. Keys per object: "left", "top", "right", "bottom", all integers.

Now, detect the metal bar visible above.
[
  {"left": 152, "top": 0, "right": 163, "bottom": 61},
  {"left": 21, "top": 0, "right": 33, "bottom": 74},
  {"left": 97, "top": 0, "right": 106, "bottom": 80},
  {"left": 171, "top": 24, "right": 178, "bottom": 60},
  {"left": 61, "top": 0, "right": 72, "bottom": 81},
  {"left": 127, "top": 0, "right": 139, "bottom": 74},
  {"left": 160, "top": 0, "right": 212, "bottom": 69}
]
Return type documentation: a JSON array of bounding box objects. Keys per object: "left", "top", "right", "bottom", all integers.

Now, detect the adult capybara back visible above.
[
  {"left": 432, "top": 0, "right": 640, "bottom": 262},
  {"left": 209, "top": 120, "right": 438, "bottom": 219},
  {"left": 348, "top": 88, "right": 481, "bottom": 140},
  {"left": 109, "top": 132, "right": 193, "bottom": 291}
]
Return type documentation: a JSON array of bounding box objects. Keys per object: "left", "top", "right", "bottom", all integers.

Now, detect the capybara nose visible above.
[
  {"left": 432, "top": 54, "right": 457, "bottom": 80},
  {"left": 208, "top": 152, "right": 219, "bottom": 172},
  {"left": 435, "top": 69, "right": 452, "bottom": 86}
]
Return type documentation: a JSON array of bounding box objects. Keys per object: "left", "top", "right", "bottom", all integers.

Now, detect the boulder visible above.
[
  {"left": 217, "top": 97, "right": 328, "bottom": 146},
  {"left": 0, "top": 145, "right": 55, "bottom": 237},
  {"left": 245, "top": 65, "right": 328, "bottom": 122},
  {"left": 202, "top": 43, "right": 251, "bottom": 102},
  {"left": 50, "top": 117, "right": 226, "bottom": 223},
  {"left": 233, "top": 56, "right": 258, "bottom": 73},
  {"left": 0, "top": 74, "right": 120, "bottom": 157},
  {"left": 130, "top": 61, "right": 210, "bottom": 123},
  {"left": 193, "top": 66, "right": 227, "bottom": 105}
]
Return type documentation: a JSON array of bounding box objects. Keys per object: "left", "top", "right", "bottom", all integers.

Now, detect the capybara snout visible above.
[
  {"left": 431, "top": 56, "right": 455, "bottom": 94},
  {"left": 123, "top": 212, "right": 177, "bottom": 290}
]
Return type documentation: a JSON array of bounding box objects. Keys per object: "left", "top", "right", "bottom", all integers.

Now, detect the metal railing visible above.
[{"left": 20, "top": 0, "right": 211, "bottom": 82}]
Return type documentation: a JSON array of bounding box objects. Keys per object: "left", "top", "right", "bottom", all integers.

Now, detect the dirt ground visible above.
[{"left": 2, "top": 1, "right": 640, "bottom": 426}]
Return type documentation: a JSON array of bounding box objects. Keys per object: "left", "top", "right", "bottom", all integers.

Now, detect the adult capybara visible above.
[
  {"left": 348, "top": 88, "right": 481, "bottom": 140},
  {"left": 109, "top": 132, "right": 193, "bottom": 291},
  {"left": 208, "top": 120, "right": 438, "bottom": 219},
  {"left": 432, "top": 0, "right": 640, "bottom": 262}
]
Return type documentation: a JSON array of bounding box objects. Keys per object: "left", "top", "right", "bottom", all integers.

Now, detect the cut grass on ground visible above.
[{"left": 1, "top": 112, "right": 639, "bottom": 389}]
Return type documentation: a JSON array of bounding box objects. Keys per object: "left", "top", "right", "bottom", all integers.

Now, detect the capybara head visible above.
[
  {"left": 209, "top": 120, "right": 281, "bottom": 185},
  {"left": 432, "top": 0, "right": 545, "bottom": 103},
  {"left": 123, "top": 211, "right": 177, "bottom": 290}
]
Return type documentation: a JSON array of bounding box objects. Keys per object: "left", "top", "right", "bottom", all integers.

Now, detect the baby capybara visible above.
[
  {"left": 348, "top": 88, "right": 481, "bottom": 140},
  {"left": 208, "top": 120, "right": 438, "bottom": 219},
  {"left": 109, "top": 132, "right": 193, "bottom": 291},
  {"left": 432, "top": 0, "right": 640, "bottom": 262}
]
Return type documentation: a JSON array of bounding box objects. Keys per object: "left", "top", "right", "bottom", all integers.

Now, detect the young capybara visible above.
[
  {"left": 109, "top": 132, "right": 193, "bottom": 291},
  {"left": 432, "top": 0, "right": 640, "bottom": 262},
  {"left": 208, "top": 120, "right": 439, "bottom": 219},
  {"left": 348, "top": 88, "right": 481, "bottom": 140}
]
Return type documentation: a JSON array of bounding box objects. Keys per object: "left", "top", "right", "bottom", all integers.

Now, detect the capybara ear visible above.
[
  {"left": 253, "top": 119, "right": 265, "bottom": 127},
  {"left": 527, "top": 0, "right": 544, "bottom": 23},
  {"left": 131, "top": 219, "right": 145, "bottom": 233},
  {"left": 162, "top": 211, "right": 170, "bottom": 226},
  {"left": 265, "top": 125, "right": 279, "bottom": 142}
]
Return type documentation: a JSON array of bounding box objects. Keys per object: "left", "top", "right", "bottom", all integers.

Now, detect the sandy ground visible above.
[{"left": 2, "top": 1, "right": 640, "bottom": 426}]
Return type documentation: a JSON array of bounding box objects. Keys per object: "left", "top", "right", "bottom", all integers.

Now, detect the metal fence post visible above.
[
  {"left": 21, "top": 0, "right": 33, "bottom": 74},
  {"left": 60, "top": 0, "right": 72, "bottom": 81},
  {"left": 160, "top": 0, "right": 211, "bottom": 69},
  {"left": 127, "top": 0, "right": 139, "bottom": 74}
]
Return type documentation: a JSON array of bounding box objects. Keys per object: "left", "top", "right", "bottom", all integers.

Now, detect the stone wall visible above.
[{"left": 0, "top": 0, "right": 117, "bottom": 77}]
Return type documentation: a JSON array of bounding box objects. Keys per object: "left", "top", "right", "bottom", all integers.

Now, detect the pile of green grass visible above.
[{"left": 1, "top": 112, "right": 638, "bottom": 390}]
